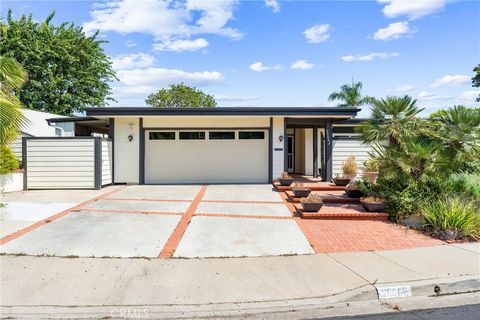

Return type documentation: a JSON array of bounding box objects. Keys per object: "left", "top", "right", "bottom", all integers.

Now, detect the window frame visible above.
[
  {"left": 179, "top": 131, "right": 206, "bottom": 140},
  {"left": 238, "top": 131, "right": 266, "bottom": 140},
  {"left": 148, "top": 131, "right": 176, "bottom": 140}
]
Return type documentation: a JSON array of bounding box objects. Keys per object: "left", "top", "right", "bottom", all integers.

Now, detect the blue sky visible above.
[{"left": 3, "top": 0, "right": 480, "bottom": 117}]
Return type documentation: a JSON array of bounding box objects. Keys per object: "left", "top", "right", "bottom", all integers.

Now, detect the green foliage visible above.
[
  {"left": 421, "top": 197, "right": 480, "bottom": 240},
  {"left": 443, "top": 173, "right": 480, "bottom": 199},
  {"left": 145, "top": 83, "right": 217, "bottom": 108},
  {"left": 328, "top": 81, "right": 375, "bottom": 108},
  {"left": 363, "top": 158, "right": 379, "bottom": 172},
  {"left": 0, "top": 10, "right": 116, "bottom": 115},
  {"left": 473, "top": 64, "right": 480, "bottom": 102},
  {"left": 0, "top": 146, "right": 20, "bottom": 174},
  {"left": 0, "top": 56, "right": 28, "bottom": 146},
  {"left": 358, "top": 99, "right": 480, "bottom": 222}
]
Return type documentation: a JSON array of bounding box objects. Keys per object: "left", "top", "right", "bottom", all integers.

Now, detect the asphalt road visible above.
[{"left": 319, "top": 303, "right": 480, "bottom": 320}]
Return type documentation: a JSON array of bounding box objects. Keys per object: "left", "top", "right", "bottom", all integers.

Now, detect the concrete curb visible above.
[{"left": 1, "top": 275, "right": 478, "bottom": 319}]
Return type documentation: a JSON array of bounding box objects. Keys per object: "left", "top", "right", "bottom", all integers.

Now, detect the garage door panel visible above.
[{"left": 145, "top": 130, "right": 268, "bottom": 184}]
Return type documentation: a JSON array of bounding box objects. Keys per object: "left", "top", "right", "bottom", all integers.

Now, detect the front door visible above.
[{"left": 287, "top": 134, "right": 294, "bottom": 173}]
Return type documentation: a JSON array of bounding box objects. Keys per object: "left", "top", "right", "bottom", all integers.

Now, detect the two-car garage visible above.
[{"left": 144, "top": 129, "right": 269, "bottom": 184}]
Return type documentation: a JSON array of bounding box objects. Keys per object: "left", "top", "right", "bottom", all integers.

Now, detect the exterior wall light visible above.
[
  {"left": 279, "top": 135, "right": 284, "bottom": 142},
  {"left": 128, "top": 134, "right": 133, "bottom": 142}
]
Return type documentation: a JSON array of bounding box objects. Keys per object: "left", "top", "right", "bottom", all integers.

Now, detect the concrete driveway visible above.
[{"left": 0, "top": 185, "right": 313, "bottom": 258}]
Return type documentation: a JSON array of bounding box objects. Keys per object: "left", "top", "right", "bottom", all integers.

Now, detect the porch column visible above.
[
  {"left": 313, "top": 125, "right": 318, "bottom": 178},
  {"left": 283, "top": 118, "right": 288, "bottom": 172},
  {"left": 324, "top": 120, "right": 333, "bottom": 182}
]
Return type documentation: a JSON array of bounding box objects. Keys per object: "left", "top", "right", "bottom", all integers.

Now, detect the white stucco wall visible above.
[
  {"left": 114, "top": 117, "right": 140, "bottom": 184},
  {"left": 271, "top": 116, "right": 285, "bottom": 179}
]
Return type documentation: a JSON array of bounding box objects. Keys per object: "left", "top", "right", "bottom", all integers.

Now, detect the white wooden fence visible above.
[{"left": 23, "top": 137, "right": 112, "bottom": 190}]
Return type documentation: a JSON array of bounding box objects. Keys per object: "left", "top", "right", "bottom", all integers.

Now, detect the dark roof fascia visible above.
[
  {"left": 85, "top": 107, "right": 361, "bottom": 117},
  {"left": 335, "top": 118, "right": 370, "bottom": 126},
  {"left": 46, "top": 116, "right": 104, "bottom": 124}
]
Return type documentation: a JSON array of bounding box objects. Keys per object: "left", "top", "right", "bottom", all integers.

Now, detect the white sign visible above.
[{"left": 377, "top": 286, "right": 412, "bottom": 299}]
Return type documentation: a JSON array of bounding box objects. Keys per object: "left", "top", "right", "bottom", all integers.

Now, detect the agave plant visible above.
[
  {"left": 328, "top": 81, "right": 375, "bottom": 108},
  {"left": 0, "top": 56, "right": 28, "bottom": 147}
]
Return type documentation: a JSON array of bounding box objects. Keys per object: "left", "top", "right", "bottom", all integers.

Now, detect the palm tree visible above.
[
  {"left": 328, "top": 81, "right": 375, "bottom": 108},
  {"left": 0, "top": 56, "right": 28, "bottom": 147},
  {"left": 358, "top": 95, "right": 424, "bottom": 148}
]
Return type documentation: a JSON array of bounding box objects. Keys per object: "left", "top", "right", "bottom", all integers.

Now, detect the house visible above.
[
  {"left": 10, "top": 109, "right": 67, "bottom": 159},
  {"left": 21, "top": 107, "right": 373, "bottom": 189}
]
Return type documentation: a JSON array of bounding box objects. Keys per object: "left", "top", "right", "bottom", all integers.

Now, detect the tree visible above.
[
  {"left": 145, "top": 83, "right": 217, "bottom": 108},
  {"left": 0, "top": 56, "right": 28, "bottom": 147},
  {"left": 472, "top": 64, "right": 480, "bottom": 102},
  {"left": 358, "top": 95, "right": 424, "bottom": 148},
  {"left": 0, "top": 10, "right": 116, "bottom": 115},
  {"left": 328, "top": 81, "right": 375, "bottom": 108}
]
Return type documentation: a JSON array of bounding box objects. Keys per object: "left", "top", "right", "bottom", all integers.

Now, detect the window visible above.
[
  {"left": 239, "top": 131, "right": 265, "bottom": 139},
  {"left": 179, "top": 131, "right": 205, "bottom": 140},
  {"left": 149, "top": 132, "right": 175, "bottom": 140},
  {"left": 209, "top": 131, "right": 235, "bottom": 140}
]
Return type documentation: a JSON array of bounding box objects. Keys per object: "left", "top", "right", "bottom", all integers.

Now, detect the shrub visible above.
[
  {"left": 0, "top": 146, "right": 20, "bottom": 174},
  {"left": 342, "top": 156, "right": 357, "bottom": 175},
  {"left": 281, "top": 172, "right": 292, "bottom": 179},
  {"left": 364, "top": 158, "right": 379, "bottom": 172},
  {"left": 444, "top": 173, "right": 480, "bottom": 199},
  {"left": 421, "top": 197, "right": 480, "bottom": 240},
  {"left": 300, "top": 194, "right": 323, "bottom": 203},
  {"left": 291, "top": 182, "right": 310, "bottom": 191}
]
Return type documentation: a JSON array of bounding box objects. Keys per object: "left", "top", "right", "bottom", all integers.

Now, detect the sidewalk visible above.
[{"left": 1, "top": 242, "right": 479, "bottom": 318}]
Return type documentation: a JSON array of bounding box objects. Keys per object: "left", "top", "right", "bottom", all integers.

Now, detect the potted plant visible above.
[
  {"left": 300, "top": 194, "right": 324, "bottom": 212},
  {"left": 363, "top": 158, "right": 380, "bottom": 183},
  {"left": 345, "top": 180, "right": 363, "bottom": 198},
  {"left": 278, "top": 172, "right": 294, "bottom": 186},
  {"left": 291, "top": 182, "right": 311, "bottom": 198},
  {"left": 360, "top": 196, "right": 386, "bottom": 212},
  {"left": 333, "top": 156, "right": 357, "bottom": 186}
]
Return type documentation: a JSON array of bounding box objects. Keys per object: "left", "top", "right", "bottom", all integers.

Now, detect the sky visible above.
[{"left": 3, "top": 0, "right": 480, "bottom": 117}]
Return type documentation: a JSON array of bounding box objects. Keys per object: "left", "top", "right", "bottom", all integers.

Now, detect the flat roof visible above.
[{"left": 85, "top": 107, "right": 361, "bottom": 117}]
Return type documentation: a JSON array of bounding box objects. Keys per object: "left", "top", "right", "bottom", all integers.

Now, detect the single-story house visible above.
[{"left": 21, "top": 107, "right": 372, "bottom": 189}]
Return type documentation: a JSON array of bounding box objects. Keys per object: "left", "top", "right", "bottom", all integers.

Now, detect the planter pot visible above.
[
  {"left": 301, "top": 202, "right": 324, "bottom": 212},
  {"left": 345, "top": 189, "right": 363, "bottom": 198},
  {"left": 0, "top": 171, "right": 23, "bottom": 193},
  {"left": 332, "top": 178, "right": 351, "bottom": 186},
  {"left": 360, "top": 200, "right": 386, "bottom": 212},
  {"left": 363, "top": 171, "right": 379, "bottom": 183},
  {"left": 279, "top": 178, "right": 294, "bottom": 186},
  {"left": 292, "top": 189, "right": 311, "bottom": 198},
  {"left": 343, "top": 173, "right": 357, "bottom": 180}
]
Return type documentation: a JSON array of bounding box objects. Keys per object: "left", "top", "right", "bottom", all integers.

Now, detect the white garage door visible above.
[{"left": 145, "top": 129, "right": 269, "bottom": 184}]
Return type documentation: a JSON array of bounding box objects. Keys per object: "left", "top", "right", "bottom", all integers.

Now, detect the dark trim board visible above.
[
  {"left": 94, "top": 137, "right": 102, "bottom": 190},
  {"left": 268, "top": 117, "right": 273, "bottom": 183},
  {"left": 86, "top": 106, "right": 360, "bottom": 117},
  {"left": 22, "top": 137, "right": 27, "bottom": 191},
  {"left": 143, "top": 127, "right": 270, "bottom": 131},
  {"left": 109, "top": 118, "right": 115, "bottom": 184},
  {"left": 139, "top": 118, "right": 145, "bottom": 185}
]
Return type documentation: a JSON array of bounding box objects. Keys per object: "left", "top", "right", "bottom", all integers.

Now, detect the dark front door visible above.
[{"left": 287, "top": 134, "right": 294, "bottom": 172}]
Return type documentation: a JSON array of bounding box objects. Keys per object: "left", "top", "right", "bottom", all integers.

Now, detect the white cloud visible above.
[
  {"left": 373, "top": 21, "right": 416, "bottom": 41},
  {"left": 303, "top": 24, "right": 331, "bottom": 43},
  {"left": 83, "top": 0, "right": 241, "bottom": 52},
  {"left": 459, "top": 90, "right": 480, "bottom": 101},
  {"left": 378, "top": 0, "right": 447, "bottom": 20},
  {"left": 342, "top": 52, "right": 399, "bottom": 62},
  {"left": 111, "top": 53, "right": 155, "bottom": 70},
  {"left": 290, "top": 60, "right": 315, "bottom": 70},
  {"left": 216, "top": 94, "right": 260, "bottom": 102},
  {"left": 116, "top": 67, "right": 225, "bottom": 87},
  {"left": 430, "top": 74, "right": 470, "bottom": 88},
  {"left": 417, "top": 91, "right": 450, "bottom": 101},
  {"left": 265, "top": 0, "right": 280, "bottom": 13},
  {"left": 153, "top": 38, "right": 209, "bottom": 52},
  {"left": 394, "top": 84, "right": 415, "bottom": 93},
  {"left": 249, "top": 61, "right": 282, "bottom": 72}
]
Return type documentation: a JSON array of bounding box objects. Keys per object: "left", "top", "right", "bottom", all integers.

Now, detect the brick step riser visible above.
[
  {"left": 300, "top": 216, "right": 389, "bottom": 221},
  {"left": 275, "top": 186, "right": 346, "bottom": 192}
]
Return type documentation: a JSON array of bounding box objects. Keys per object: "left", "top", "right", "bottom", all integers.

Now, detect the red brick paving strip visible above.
[
  {"left": 158, "top": 185, "right": 208, "bottom": 259},
  {"left": 79, "top": 208, "right": 183, "bottom": 216},
  {"left": 102, "top": 197, "right": 191, "bottom": 203},
  {"left": 297, "top": 219, "right": 444, "bottom": 253},
  {"left": 195, "top": 213, "right": 292, "bottom": 220},
  {"left": 0, "top": 186, "right": 128, "bottom": 245}
]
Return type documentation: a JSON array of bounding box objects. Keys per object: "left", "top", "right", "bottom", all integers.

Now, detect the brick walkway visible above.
[{"left": 297, "top": 219, "right": 444, "bottom": 253}]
